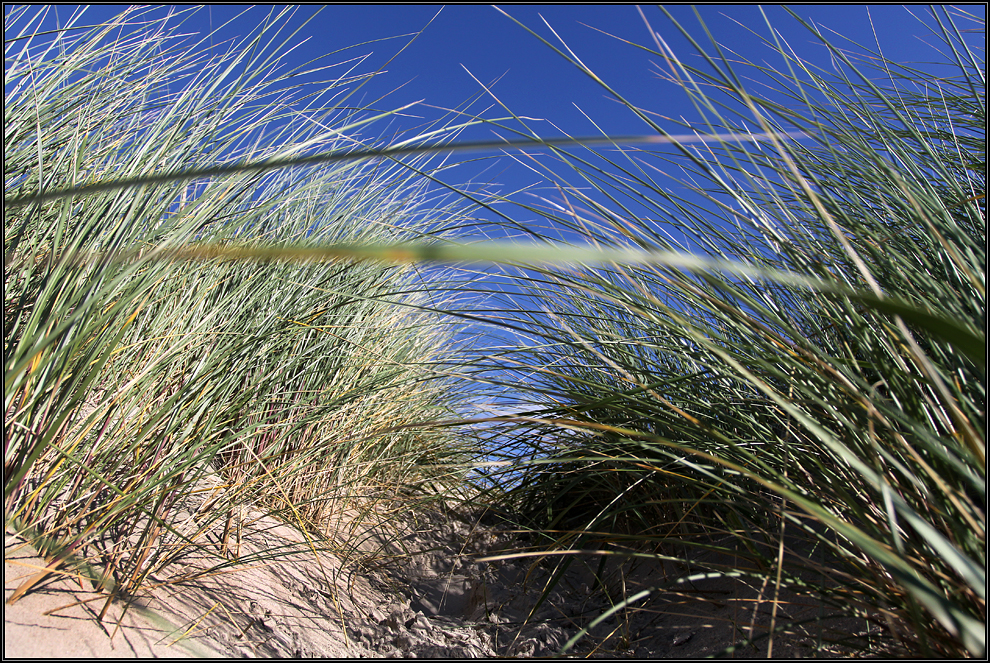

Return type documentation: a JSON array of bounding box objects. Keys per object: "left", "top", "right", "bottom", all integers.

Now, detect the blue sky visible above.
[{"left": 27, "top": 5, "right": 984, "bottom": 215}]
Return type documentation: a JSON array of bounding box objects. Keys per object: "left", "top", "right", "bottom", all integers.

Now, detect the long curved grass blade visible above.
[
  {"left": 17, "top": 238, "right": 978, "bottom": 366},
  {"left": 4, "top": 131, "right": 808, "bottom": 208}
]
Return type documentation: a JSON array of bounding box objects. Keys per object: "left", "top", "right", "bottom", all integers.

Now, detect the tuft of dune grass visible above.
[
  {"left": 4, "top": 5, "right": 480, "bottom": 602},
  {"left": 475, "top": 5, "right": 985, "bottom": 657}
]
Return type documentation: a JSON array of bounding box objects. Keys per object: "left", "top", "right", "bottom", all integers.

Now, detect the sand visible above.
[{"left": 6, "top": 495, "right": 885, "bottom": 658}]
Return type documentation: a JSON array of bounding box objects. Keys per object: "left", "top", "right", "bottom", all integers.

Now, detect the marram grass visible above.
[
  {"left": 473, "top": 5, "right": 984, "bottom": 658},
  {"left": 4, "top": 4, "right": 985, "bottom": 659},
  {"left": 4, "top": 4, "right": 480, "bottom": 605}
]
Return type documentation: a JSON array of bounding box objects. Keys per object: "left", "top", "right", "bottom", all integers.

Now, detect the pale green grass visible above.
[{"left": 4, "top": 4, "right": 480, "bottom": 603}]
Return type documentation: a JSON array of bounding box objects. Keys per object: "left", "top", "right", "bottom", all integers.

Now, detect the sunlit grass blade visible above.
[{"left": 4, "top": 130, "right": 809, "bottom": 209}]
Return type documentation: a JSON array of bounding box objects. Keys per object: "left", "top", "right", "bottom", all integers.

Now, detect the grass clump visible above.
[
  {"left": 479, "top": 5, "right": 984, "bottom": 657},
  {"left": 4, "top": 5, "right": 477, "bottom": 601}
]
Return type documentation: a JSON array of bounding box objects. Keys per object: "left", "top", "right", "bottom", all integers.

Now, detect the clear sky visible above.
[
  {"left": 45, "top": 6, "right": 981, "bottom": 124},
  {"left": 26, "top": 4, "right": 984, "bottom": 221}
]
